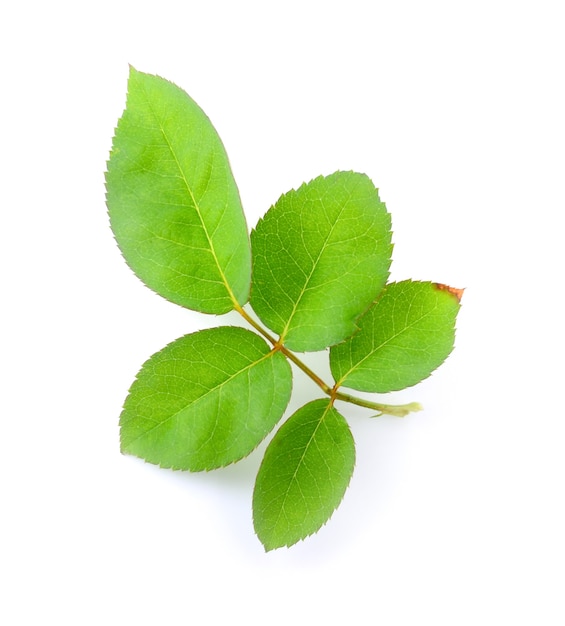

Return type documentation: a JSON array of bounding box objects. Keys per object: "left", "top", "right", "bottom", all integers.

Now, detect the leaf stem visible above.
[
  {"left": 333, "top": 389, "right": 422, "bottom": 417},
  {"left": 234, "top": 304, "right": 421, "bottom": 417},
  {"left": 235, "top": 304, "right": 332, "bottom": 394},
  {"left": 277, "top": 345, "right": 333, "bottom": 395},
  {"left": 234, "top": 304, "right": 278, "bottom": 344}
]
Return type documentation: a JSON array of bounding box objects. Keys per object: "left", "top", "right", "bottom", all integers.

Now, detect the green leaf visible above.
[
  {"left": 120, "top": 326, "right": 292, "bottom": 471},
  {"left": 105, "top": 67, "right": 251, "bottom": 314},
  {"left": 253, "top": 399, "right": 355, "bottom": 551},
  {"left": 330, "top": 280, "right": 462, "bottom": 393},
  {"left": 250, "top": 172, "right": 392, "bottom": 351}
]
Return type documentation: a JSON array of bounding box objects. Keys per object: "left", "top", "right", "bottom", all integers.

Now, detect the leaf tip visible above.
[{"left": 433, "top": 283, "right": 465, "bottom": 303}]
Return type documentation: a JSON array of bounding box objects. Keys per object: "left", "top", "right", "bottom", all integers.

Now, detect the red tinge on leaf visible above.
[{"left": 433, "top": 283, "right": 465, "bottom": 302}]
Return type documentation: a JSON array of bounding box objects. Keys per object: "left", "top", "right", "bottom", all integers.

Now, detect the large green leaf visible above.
[
  {"left": 250, "top": 172, "right": 392, "bottom": 351},
  {"left": 106, "top": 67, "right": 251, "bottom": 314},
  {"left": 253, "top": 399, "right": 355, "bottom": 551},
  {"left": 330, "top": 280, "right": 462, "bottom": 393},
  {"left": 120, "top": 327, "right": 292, "bottom": 471}
]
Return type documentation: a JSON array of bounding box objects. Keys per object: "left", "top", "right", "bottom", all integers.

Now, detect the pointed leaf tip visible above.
[{"left": 434, "top": 283, "right": 465, "bottom": 303}]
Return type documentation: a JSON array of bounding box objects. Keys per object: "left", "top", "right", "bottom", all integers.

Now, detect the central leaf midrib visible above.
[
  {"left": 270, "top": 400, "right": 333, "bottom": 538},
  {"left": 338, "top": 301, "right": 439, "bottom": 385},
  {"left": 123, "top": 349, "right": 275, "bottom": 449},
  {"left": 141, "top": 83, "right": 238, "bottom": 306},
  {"left": 279, "top": 188, "right": 353, "bottom": 342}
]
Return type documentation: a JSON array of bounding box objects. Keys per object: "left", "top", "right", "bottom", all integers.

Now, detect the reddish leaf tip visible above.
[{"left": 433, "top": 283, "right": 465, "bottom": 303}]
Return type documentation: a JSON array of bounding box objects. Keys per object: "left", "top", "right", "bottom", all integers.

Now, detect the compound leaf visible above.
[
  {"left": 106, "top": 67, "right": 251, "bottom": 314},
  {"left": 253, "top": 399, "right": 355, "bottom": 551},
  {"left": 120, "top": 326, "right": 292, "bottom": 471},
  {"left": 250, "top": 172, "right": 392, "bottom": 351},
  {"left": 330, "top": 280, "right": 462, "bottom": 393}
]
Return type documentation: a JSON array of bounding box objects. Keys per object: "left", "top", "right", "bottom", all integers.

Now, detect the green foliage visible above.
[
  {"left": 253, "top": 400, "right": 355, "bottom": 551},
  {"left": 106, "top": 67, "right": 251, "bottom": 314},
  {"left": 330, "top": 280, "right": 460, "bottom": 393},
  {"left": 250, "top": 172, "right": 392, "bottom": 351},
  {"left": 120, "top": 327, "right": 292, "bottom": 471},
  {"left": 106, "top": 68, "right": 463, "bottom": 551}
]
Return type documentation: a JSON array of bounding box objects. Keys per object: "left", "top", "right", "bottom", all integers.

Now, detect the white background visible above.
[{"left": 2, "top": 1, "right": 564, "bottom": 624}]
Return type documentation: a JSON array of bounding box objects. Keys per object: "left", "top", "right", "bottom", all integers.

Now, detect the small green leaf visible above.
[
  {"left": 330, "top": 280, "right": 462, "bottom": 393},
  {"left": 253, "top": 399, "right": 355, "bottom": 551},
  {"left": 120, "top": 327, "right": 292, "bottom": 471},
  {"left": 250, "top": 172, "right": 392, "bottom": 351},
  {"left": 106, "top": 67, "right": 251, "bottom": 314}
]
